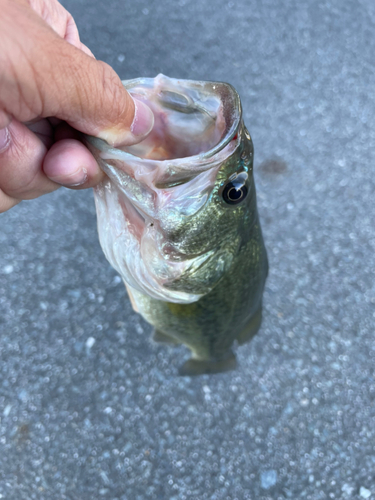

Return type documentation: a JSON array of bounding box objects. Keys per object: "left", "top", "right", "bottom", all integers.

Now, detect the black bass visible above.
[{"left": 85, "top": 74, "right": 268, "bottom": 375}]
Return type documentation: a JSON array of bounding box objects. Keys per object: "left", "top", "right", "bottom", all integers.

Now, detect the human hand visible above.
[{"left": 0, "top": 0, "right": 154, "bottom": 212}]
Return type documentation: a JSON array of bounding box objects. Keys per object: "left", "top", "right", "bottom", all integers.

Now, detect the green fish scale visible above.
[{"left": 131, "top": 126, "right": 268, "bottom": 363}]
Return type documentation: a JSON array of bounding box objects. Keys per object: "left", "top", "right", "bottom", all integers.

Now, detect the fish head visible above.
[{"left": 85, "top": 75, "right": 256, "bottom": 303}]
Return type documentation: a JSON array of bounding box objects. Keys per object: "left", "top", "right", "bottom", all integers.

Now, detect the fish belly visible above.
[{"left": 129, "top": 236, "right": 268, "bottom": 375}]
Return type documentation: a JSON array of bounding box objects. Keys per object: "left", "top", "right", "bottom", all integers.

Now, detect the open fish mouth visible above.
[{"left": 86, "top": 74, "right": 242, "bottom": 303}]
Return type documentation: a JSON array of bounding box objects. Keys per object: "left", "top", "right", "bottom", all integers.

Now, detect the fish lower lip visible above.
[
  {"left": 118, "top": 195, "right": 152, "bottom": 242},
  {"left": 133, "top": 204, "right": 147, "bottom": 224}
]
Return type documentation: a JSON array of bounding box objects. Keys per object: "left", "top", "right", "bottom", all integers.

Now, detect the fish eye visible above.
[{"left": 222, "top": 177, "right": 248, "bottom": 205}]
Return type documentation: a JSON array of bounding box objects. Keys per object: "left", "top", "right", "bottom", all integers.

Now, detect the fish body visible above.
[{"left": 85, "top": 75, "right": 268, "bottom": 375}]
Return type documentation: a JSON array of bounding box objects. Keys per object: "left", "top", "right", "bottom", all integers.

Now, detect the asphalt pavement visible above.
[{"left": 1, "top": 0, "right": 375, "bottom": 498}]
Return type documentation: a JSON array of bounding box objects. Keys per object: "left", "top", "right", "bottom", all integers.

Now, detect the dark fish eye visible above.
[{"left": 222, "top": 181, "right": 248, "bottom": 205}]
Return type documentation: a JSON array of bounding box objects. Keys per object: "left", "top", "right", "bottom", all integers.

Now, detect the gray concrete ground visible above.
[{"left": 1, "top": 0, "right": 375, "bottom": 498}]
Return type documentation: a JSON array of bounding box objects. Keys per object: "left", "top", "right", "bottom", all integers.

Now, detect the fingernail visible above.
[
  {"left": 0, "top": 127, "right": 10, "bottom": 152},
  {"left": 130, "top": 98, "right": 154, "bottom": 138},
  {"left": 49, "top": 167, "right": 88, "bottom": 187},
  {"left": 98, "top": 98, "right": 154, "bottom": 147}
]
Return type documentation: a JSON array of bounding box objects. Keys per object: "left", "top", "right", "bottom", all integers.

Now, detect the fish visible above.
[{"left": 85, "top": 74, "right": 268, "bottom": 376}]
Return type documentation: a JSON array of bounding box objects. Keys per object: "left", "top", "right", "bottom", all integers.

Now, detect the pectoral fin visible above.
[
  {"left": 152, "top": 329, "right": 181, "bottom": 345},
  {"left": 179, "top": 353, "right": 237, "bottom": 376},
  {"left": 236, "top": 306, "right": 263, "bottom": 345}
]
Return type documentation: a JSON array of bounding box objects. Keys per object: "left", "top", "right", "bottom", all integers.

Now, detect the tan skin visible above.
[{"left": 0, "top": 0, "right": 154, "bottom": 212}]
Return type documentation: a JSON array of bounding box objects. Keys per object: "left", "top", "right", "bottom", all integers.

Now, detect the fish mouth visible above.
[
  {"left": 87, "top": 75, "right": 242, "bottom": 303},
  {"left": 86, "top": 74, "right": 242, "bottom": 186},
  {"left": 120, "top": 74, "right": 242, "bottom": 163}
]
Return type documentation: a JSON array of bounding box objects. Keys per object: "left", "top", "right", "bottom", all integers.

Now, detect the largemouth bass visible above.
[{"left": 85, "top": 74, "right": 268, "bottom": 375}]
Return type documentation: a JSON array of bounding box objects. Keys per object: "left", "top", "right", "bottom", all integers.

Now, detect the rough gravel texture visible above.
[{"left": 1, "top": 0, "right": 375, "bottom": 498}]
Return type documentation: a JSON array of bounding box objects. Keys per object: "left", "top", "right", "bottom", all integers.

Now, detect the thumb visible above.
[
  {"left": 51, "top": 46, "right": 155, "bottom": 147},
  {"left": 0, "top": 0, "right": 154, "bottom": 147}
]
